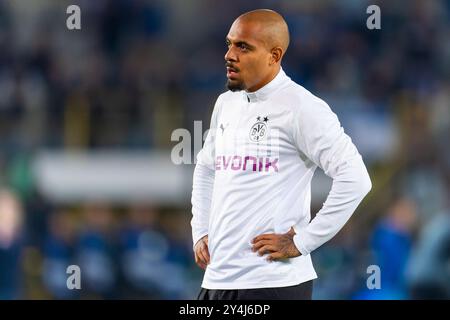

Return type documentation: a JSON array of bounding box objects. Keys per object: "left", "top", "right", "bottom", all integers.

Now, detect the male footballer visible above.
[{"left": 191, "top": 9, "right": 372, "bottom": 300}]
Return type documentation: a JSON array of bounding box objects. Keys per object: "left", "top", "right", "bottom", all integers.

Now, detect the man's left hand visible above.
[{"left": 252, "top": 227, "right": 301, "bottom": 261}]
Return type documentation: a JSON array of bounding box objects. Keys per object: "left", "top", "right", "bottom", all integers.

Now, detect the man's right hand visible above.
[{"left": 194, "top": 235, "right": 210, "bottom": 270}]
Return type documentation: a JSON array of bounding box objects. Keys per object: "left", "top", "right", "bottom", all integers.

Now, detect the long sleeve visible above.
[
  {"left": 190, "top": 95, "right": 222, "bottom": 248},
  {"left": 292, "top": 94, "right": 372, "bottom": 256},
  {"left": 191, "top": 163, "right": 215, "bottom": 247}
]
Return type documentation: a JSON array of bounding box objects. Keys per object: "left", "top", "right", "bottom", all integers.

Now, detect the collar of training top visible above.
[{"left": 243, "top": 67, "right": 288, "bottom": 103}]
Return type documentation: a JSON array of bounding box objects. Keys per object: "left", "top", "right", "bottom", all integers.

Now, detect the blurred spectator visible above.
[
  {"left": 76, "top": 204, "right": 118, "bottom": 298},
  {"left": 406, "top": 210, "right": 450, "bottom": 299},
  {"left": 119, "top": 205, "right": 188, "bottom": 299},
  {"left": 364, "top": 197, "right": 418, "bottom": 299},
  {"left": 0, "top": 188, "right": 24, "bottom": 299},
  {"left": 42, "top": 209, "right": 78, "bottom": 299}
]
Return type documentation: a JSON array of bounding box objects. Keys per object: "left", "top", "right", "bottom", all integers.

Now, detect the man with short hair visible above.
[{"left": 191, "top": 9, "right": 372, "bottom": 300}]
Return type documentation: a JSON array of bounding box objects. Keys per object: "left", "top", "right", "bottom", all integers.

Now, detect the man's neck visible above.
[{"left": 246, "top": 65, "right": 281, "bottom": 93}]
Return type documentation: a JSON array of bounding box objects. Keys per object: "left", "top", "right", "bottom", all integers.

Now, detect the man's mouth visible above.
[{"left": 226, "top": 64, "right": 239, "bottom": 78}]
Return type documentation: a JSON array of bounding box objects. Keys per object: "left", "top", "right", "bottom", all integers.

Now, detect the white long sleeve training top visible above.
[{"left": 191, "top": 68, "right": 372, "bottom": 290}]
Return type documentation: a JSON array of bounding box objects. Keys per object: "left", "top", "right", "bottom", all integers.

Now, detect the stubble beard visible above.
[{"left": 226, "top": 79, "right": 246, "bottom": 92}]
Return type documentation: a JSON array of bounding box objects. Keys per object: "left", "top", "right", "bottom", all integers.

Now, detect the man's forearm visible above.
[
  {"left": 191, "top": 163, "right": 215, "bottom": 247},
  {"left": 293, "top": 155, "right": 372, "bottom": 255}
]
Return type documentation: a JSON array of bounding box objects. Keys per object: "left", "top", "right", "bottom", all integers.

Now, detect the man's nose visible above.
[{"left": 224, "top": 46, "right": 237, "bottom": 62}]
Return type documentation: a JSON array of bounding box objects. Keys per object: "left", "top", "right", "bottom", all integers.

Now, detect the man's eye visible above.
[{"left": 239, "top": 44, "right": 248, "bottom": 51}]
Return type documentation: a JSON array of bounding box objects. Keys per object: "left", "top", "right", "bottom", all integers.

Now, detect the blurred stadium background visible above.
[{"left": 0, "top": 0, "right": 449, "bottom": 299}]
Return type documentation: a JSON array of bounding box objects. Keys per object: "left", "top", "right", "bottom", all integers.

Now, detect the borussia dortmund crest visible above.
[{"left": 249, "top": 116, "right": 269, "bottom": 142}]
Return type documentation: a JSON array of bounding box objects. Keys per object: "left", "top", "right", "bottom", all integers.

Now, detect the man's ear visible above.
[{"left": 270, "top": 47, "right": 283, "bottom": 65}]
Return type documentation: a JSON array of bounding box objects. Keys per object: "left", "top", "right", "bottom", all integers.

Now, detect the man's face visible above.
[{"left": 225, "top": 20, "right": 273, "bottom": 92}]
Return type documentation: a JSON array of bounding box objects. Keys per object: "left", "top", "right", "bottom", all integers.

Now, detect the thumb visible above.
[{"left": 287, "top": 227, "right": 296, "bottom": 237}]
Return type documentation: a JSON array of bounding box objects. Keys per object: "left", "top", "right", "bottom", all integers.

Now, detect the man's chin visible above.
[{"left": 226, "top": 79, "right": 245, "bottom": 92}]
